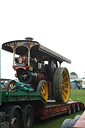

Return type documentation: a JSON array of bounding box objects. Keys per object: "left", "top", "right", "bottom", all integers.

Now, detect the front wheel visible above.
[
  {"left": 37, "top": 80, "right": 48, "bottom": 102},
  {"left": 53, "top": 67, "right": 70, "bottom": 103}
]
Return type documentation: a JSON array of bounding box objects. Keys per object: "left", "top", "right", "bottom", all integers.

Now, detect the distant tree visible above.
[{"left": 70, "top": 72, "right": 78, "bottom": 79}]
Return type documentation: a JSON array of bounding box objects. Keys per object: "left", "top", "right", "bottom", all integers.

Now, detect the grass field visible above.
[
  {"left": 70, "top": 89, "right": 85, "bottom": 104},
  {"left": 32, "top": 89, "right": 85, "bottom": 128}
]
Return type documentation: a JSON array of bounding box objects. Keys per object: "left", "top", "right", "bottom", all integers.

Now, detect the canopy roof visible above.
[{"left": 2, "top": 39, "right": 71, "bottom": 64}]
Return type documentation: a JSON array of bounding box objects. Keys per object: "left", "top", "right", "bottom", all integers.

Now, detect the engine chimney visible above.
[{"left": 25, "top": 37, "right": 33, "bottom": 41}]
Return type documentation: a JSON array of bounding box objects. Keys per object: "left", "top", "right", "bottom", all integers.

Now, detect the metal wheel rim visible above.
[
  {"left": 26, "top": 113, "right": 31, "bottom": 127},
  {"left": 9, "top": 82, "right": 16, "bottom": 92},
  {"left": 61, "top": 69, "right": 70, "bottom": 103},
  {"left": 41, "top": 82, "right": 48, "bottom": 101},
  {"left": 11, "top": 117, "right": 18, "bottom": 128}
]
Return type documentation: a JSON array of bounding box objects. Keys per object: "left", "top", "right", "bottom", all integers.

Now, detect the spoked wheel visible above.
[
  {"left": 53, "top": 67, "right": 70, "bottom": 103},
  {"left": 23, "top": 105, "right": 34, "bottom": 128},
  {"left": 5, "top": 80, "right": 16, "bottom": 92},
  {"left": 18, "top": 70, "right": 32, "bottom": 84},
  {"left": 37, "top": 80, "right": 48, "bottom": 102}
]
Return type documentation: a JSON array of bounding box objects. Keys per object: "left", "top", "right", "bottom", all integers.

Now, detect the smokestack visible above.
[{"left": 25, "top": 37, "right": 33, "bottom": 41}]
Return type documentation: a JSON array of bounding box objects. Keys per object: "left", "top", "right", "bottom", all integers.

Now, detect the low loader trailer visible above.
[{"left": 0, "top": 82, "right": 84, "bottom": 128}]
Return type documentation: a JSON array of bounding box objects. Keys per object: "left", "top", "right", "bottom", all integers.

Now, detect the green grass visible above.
[
  {"left": 33, "top": 89, "right": 85, "bottom": 128},
  {"left": 70, "top": 89, "right": 85, "bottom": 104}
]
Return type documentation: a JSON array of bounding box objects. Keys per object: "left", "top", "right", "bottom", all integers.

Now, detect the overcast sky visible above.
[{"left": 0, "top": 0, "right": 85, "bottom": 79}]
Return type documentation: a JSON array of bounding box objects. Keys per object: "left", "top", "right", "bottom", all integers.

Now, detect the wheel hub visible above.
[{"left": 11, "top": 117, "right": 18, "bottom": 128}]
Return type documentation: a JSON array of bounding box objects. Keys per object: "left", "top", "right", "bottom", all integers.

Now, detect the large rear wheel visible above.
[{"left": 53, "top": 67, "right": 70, "bottom": 103}]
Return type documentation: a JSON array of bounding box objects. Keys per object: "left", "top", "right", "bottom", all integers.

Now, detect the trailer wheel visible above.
[
  {"left": 10, "top": 106, "right": 22, "bottom": 128},
  {"left": 67, "top": 107, "right": 72, "bottom": 115},
  {"left": 72, "top": 107, "right": 76, "bottom": 113},
  {"left": 11, "top": 110, "right": 20, "bottom": 128},
  {"left": 53, "top": 67, "right": 70, "bottom": 103},
  {"left": 2, "top": 105, "right": 23, "bottom": 128},
  {"left": 37, "top": 80, "right": 48, "bottom": 102},
  {"left": 23, "top": 105, "right": 34, "bottom": 128},
  {"left": 76, "top": 105, "right": 80, "bottom": 112},
  {"left": 5, "top": 79, "right": 16, "bottom": 92}
]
